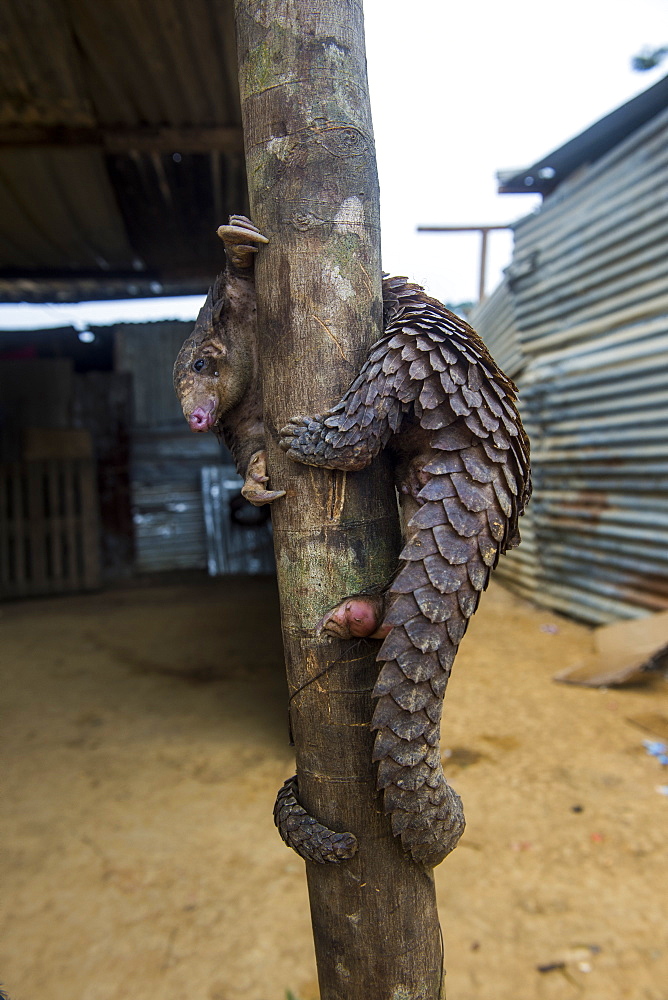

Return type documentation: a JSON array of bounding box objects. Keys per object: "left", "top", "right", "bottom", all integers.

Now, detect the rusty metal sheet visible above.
[{"left": 471, "top": 102, "right": 668, "bottom": 624}]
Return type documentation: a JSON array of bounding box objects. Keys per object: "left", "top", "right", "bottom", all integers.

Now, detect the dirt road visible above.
[{"left": 1, "top": 575, "right": 667, "bottom": 1000}]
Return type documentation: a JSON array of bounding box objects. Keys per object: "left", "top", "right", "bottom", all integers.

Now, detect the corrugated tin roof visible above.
[
  {"left": 0, "top": 0, "right": 246, "bottom": 302},
  {"left": 472, "top": 96, "right": 668, "bottom": 625}
]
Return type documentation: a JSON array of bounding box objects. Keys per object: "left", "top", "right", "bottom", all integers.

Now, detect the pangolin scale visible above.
[
  {"left": 174, "top": 217, "right": 531, "bottom": 870},
  {"left": 279, "top": 275, "right": 531, "bottom": 868}
]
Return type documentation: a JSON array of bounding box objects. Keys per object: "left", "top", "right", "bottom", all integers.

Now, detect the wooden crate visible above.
[{"left": 0, "top": 459, "right": 101, "bottom": 599}]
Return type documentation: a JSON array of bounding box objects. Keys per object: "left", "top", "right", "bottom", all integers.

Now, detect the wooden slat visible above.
[
  {"left": 0, "top": 467, "right": 8, "bottom": 588},
  {"left": 11, "top": 465, "right": 27, "bottom": 595},
  {"left": 26, "top": 463, "right": 47, "bottom": 590},
  {"left": 0, "top": 459, "right": 100, "bottom": 599},
  {"left": 45, "top": 460, "right": 64, "bottom": 585},
  {"left": 61, "top": 462, "right": 79, "bottom": 592},
  {"left": 78, "top": 460, "right": 101, "bottom": 590}
]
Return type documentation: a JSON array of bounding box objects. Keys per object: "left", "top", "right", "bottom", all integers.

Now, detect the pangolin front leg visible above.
[{"left": 277, "top": 278, "right": 531, "bottom": 868}]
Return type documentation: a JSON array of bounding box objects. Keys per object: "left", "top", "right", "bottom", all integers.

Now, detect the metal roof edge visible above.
[{"left": 497, "top": 73, "right": 668, "bottom": 196}]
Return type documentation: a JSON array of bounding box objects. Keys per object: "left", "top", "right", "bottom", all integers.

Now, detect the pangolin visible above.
[
  {"left": 173, "top": 215, "right": 285, "bottom": 508},
  {"left": 174, "top": 216, "right": 531, "bottom": 870}
]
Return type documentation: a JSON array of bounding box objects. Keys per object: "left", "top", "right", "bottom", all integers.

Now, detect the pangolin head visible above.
[{"left": 173, "top": 272, "right": 249, "bottom": 434}]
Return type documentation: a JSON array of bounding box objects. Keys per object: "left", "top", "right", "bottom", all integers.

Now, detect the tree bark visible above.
[{"left": 233, "top": 2, "right": 444, "bottom": 997}]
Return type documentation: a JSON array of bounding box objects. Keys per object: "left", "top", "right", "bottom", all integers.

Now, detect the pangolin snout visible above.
[{"left": 188, "top": 404, "right": 216, "bottom": 432}]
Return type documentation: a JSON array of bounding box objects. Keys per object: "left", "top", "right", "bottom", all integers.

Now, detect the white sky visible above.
[{"left": 0, "top": 0, "right": 665, "bottom": 330}]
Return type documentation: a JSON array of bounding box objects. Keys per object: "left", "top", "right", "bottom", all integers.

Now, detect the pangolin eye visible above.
[{"left": 193, "top": 358, "right": 206, "bottom": 372}]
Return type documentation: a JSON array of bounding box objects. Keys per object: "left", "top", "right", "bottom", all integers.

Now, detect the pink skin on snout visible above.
[
  {"left": 188, "top": 402, "right": 216, "bottom": 432},
  {"left": 320, "top": 598, "right": 392, "bottom": 639}
]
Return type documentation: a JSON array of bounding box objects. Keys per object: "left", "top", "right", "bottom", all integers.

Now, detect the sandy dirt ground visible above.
[{"left": 1, "top": 573, "right": 667, "bottom": 1000}]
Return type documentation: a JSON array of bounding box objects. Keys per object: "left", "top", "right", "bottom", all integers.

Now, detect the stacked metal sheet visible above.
[{"left": 471, "top": 104, "right": 668, "bottom": 624}]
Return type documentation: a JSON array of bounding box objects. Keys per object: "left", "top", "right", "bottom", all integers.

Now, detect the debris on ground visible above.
[
  {"left": 554, "top": 609, "right": 668, "bottom": 686},
  {"left": 643, "top": 740, "right": 668, "bottom": 765}
]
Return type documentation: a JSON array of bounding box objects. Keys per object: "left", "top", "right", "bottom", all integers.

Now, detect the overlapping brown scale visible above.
[
  {"left": 414, "top": 335, "right": 434, "bottom": 352},
  {"left": 487, "top": 507, "right": 506, "bottom": 542},
  {"left": 382, "top": 350, "right": 403, "bottom": 375},
  {"left": 432, "top": 525, "right": 478, "bottom": 564},
  {"left": 395, "top": 647, "right": 441, "bottom": 682},
  {"left": 447, "top": 389, "right": 472, "bottom": 417},
  {"left": 392, "top": 560, "right": 431, "bottom": 593},
  {"left": 389, "top": 809, "right": 417, "bottom": 835},
  {"left": 478, "top": 532, "right": 500, "bottom": 567},
  {"left": 372, "top": 694, "right": 408, "bottom": 729},
  {"left": 372, "top": 660, "right": 406, "bottom": 696},
  {"left": 388, "top": 333, "right": 413, "bottom": 350},
  {"left": 442, "top": 496, "right": 485, "bottom": 536},
  {"left": 273, "top": 776, "right": 358, "bottom": 864},
  {"left": 474, "top": 405, "right": 500, "bottom": 434},
  {"left": 467, "top": 364, "right": 483, "bottom": 391},
  {"left": 377, "top": 758, "right": 431, "bottom": 792},
  {"left": 492, "top": 426, "right": 511, "bottom": 449},
  {"left": 419, "top": 404, "right": 458, "bottom": 430},
  {"left": 408, "top": 502, "right": 448, "bottom": 530},
  {"left": 467, "top": 558, "right": 490, "bottom": 591},
  {"left": 449, "top": 363, "right": 467, "bottom": 386},
  {"left": 498, "top": 410, "right": 519, "bottom": 436},
  {"left": 371, "top": 726, "right": 405, "bottom": 760},
  {"left": 479, "top": 383, "right": 505, "bottom": 417},
  {"left": 391, "top": 679, "right": 435, "bottom": 713},
  {"left": 406, "top": 355, "right": 432, "bottom": 380},
  {"left": 404, "top": 616, "right": 445, "bottom": 652},
  {"left": 463, "top": 411, "right": 491, "bottom": 439},
  {"left": 359, "top": 407, "right": 376, "bottom": 428},
  {"left": 423, "top": 453, "right": 463, "bottom": 475},
  {"left": 492, "top": 478, "right": 514, "bottom": 517},
  {"left": 436, "top": 342, "right": 460, "bottom": 366},
  {"left": 417, "top": 476, "right": 457, "bottom": 502},
  {"left": 383, "top": 591, "right": 421, "bottom": 623},
  {"left": 413, "top": 584, "right": 457, "bottom": 622},
  {"left": 481, "top": 437, "right": 509, "bottom": 463},
  {"left": 419, "top": 377, "right": 445, "bottom": 410},
  {"left": 387, "top": 404, "right": 406, "bottom": 433},
  {"left": 277, "top": 276, "right": 527, "bottom": 870},
  {"left": 461, "top": 386, "right": 483, "bottom": 408},
  {"left": 460, "top": 447, "right": 498, "bottom": 483},
  {"left": 377, "top": 623, "right": 414, "bottom": 659},
  {"left": 396, "top": 378, "right": 421, "bottom": 405},
  {"left": 431, "top": 665, "right": 452, "bottom": 697},
  {"left": 399, "top": 530, "right": 439, "bottom": 561},
  {"left": 501, "top": 462, "right": 519, "bottom": 495},
  {"left": 451, "top": 473, "right": 496, "bottom": 513},
  {"left": 439, "top": 371, "right": 457, "bottom": 394},
  {"left": 386, "top": 709, "right": 431, "bottom": 741},
  {"left": 389, "top": 739, "right": 434, "bottom": 769},
  {"left": 401, "top": 343, "right": 422, "bottom": 362},
  {"left": 430, "top": 423, "right": 476, "bottom": 451},
  {"left": 446, "top": 614, "right": 469, "bottom": 644},
  {"left": 428, "top": 350, "right": 447, "bottom": 373},
  {"left": 423, "top": 553, "right": 466, "bottom": 592},
  {"left": 363, "top": 379, "right": 381, "bottom": 406}
]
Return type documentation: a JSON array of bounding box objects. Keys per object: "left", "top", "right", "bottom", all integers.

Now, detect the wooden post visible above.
[{"left": 233, "top": 2, "right": 445, "bottom": 997}]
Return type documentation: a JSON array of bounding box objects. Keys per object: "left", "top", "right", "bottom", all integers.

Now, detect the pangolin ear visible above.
[{"left": 201, "top": 339, "right": 228, "bottom": 359}]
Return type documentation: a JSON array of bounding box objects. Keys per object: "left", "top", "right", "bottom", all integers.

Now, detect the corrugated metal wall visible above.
[
  {"left": 115, "top": 319, "right": 218, "bottom": 571},
  {"left": 471, "top": 104, "right": 668, "bottom": 624}
]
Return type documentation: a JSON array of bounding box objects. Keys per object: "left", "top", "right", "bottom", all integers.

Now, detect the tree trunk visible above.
[{"left": 233, "top": 2, "right": 444, "bottom": 996}]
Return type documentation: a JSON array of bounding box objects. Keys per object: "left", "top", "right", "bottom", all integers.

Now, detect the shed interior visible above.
[{"left": 0, "top": 0, "right": 267, "bottom": 597}]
